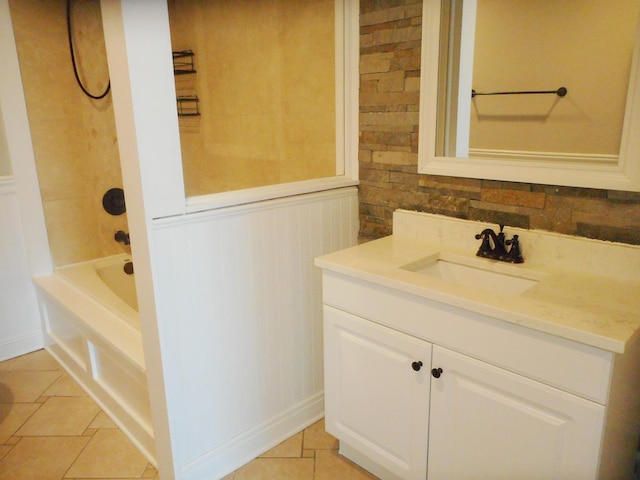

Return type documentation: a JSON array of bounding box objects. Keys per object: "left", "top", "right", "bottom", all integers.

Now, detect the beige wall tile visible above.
[
  {"left": 42, "top": 196, "right": 102, "bottom": 266},
  {"left": 169, "top": 0, "right": 337, "bottom": 196},
  {"left": 9, "top": 0, "right": 125, "bottom": 266}
]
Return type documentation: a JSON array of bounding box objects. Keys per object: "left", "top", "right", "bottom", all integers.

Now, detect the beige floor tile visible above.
[
  {"left": 0, "top": 436, "right": 89, "bottom": 480},
  {"left": 260, "top": 431, "right": 303, "bottom": 458},
  {"left": 42, "top": 372, "right": 87, "bottom": 397},
  {"left": 303, "top": 419, "right": 338, "bottom": 450},
  {"left": 221, "top": 473, "right": 236, "bottom": 480},
  {"left": 16, "top": 396, "right": 100, "bottom": 436},
  {"left": 0, "top": 445, "right": 12, "bottom": 461},
  {"left": 0, "top": 360, "right": 14, "bottom": 371},
  {"left": 234, "top": 457, "right": 314, "bottom": 480},
  {"left": 65, "top": 428, "right": 149, "bottom": 478},
  {"left": 314, "top": 449, "right": 380, "bottom": 480},
  {"left": 0, "top": 403, "right": 40, "bottom": 444},
  {"left": 0, "top": 350, "right": 61, "bottom": 372},
  {"left": 0, "top": 382, "right": 9, "bottom": 403},
  {"left": 142, "top": 463, "right": 158, "bottom": 477},
  {"left": 0, "top": 370, "right": 61, "bottom": 402},
  {"left": 88, "top": 411, "right": 117, "bottom": 429}
]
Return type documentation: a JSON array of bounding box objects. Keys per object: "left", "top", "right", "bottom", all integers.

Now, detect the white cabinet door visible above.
[
  {"left": 323, "top": 306, "right": 432, "bottom": 480},
  {"left": 427, "top": 345, "right": 605, "bottom": 480}
]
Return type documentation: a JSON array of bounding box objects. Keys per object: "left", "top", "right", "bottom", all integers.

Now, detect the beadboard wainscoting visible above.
[
  {"left": 151, "top": 187, "right": 358, "bottom": 480},
  {"left": 0, "top": 178, "right": 43, "bottom": 360}
]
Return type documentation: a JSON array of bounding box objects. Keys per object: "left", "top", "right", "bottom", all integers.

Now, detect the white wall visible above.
[
  {"left": 0, "top": 180, "right": 42, "bottom": 360},
  {"left": 152, "top": 188, "right": 358, "bottom": 479},
  {"left": 100, "top": 2, "right": 359, "bottom": 478},
  {"left": 470, "top": 0, "right": 640, "bottom": 155},
  {"left": 0, "top": 0, "right": 52, "bottom": 360},
  {"left": 0, "top": 110, "right": 10, "bottom": 176},
  {"left": 3, "top": 5, "right": 360, "bottom": 479}
]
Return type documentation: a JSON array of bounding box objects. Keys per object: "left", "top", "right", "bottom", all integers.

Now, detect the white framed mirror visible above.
[{"left": 418, "top": 0, "right": 640, "bottom": 191}]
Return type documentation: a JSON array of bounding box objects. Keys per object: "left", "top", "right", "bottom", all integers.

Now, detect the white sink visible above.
[{"left": 401, "top": 253, "right": 544, "bottom": 295}]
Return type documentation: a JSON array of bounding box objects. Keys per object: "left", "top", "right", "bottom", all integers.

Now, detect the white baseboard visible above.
[
  {"left": 0, "top": 331, "right": 44, "bottom": 362},
  {"left": 179, "top": 392, "right": 325, "bottom": 480}
]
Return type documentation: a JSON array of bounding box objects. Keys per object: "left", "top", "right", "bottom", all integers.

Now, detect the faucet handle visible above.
[
  {"left": 475, "top": 230, "right": 494, "bottom": 257},
  {"left": 505, "top": 234, "right": 524, "bottom": 263},
  {"left": 505, "top": 233, "right": 519, "bottom": 248}
]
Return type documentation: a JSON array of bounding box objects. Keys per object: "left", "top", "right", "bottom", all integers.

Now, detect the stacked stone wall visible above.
[{"left": 358, "top": 0, "right": 640, "bottom": 244}]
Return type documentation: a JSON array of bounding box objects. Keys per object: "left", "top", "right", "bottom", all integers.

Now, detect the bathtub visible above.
[
  {"left": 34, "top": 254, "right": 155, "bottom": 464},
  {"left": 57, "top": 254, "right": 139, "bottom": 324}
]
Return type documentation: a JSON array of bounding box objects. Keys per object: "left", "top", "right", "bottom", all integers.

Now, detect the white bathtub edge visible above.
[{"left": 34, "top": 274, "right": 145, "bottom": 370}]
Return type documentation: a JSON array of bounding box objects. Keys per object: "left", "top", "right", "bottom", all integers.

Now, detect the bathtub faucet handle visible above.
[{"left": 114, "top": 230, "right": 130, "bottom": 246}]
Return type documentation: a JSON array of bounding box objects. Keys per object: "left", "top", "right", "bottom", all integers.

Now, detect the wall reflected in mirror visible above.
[{"left": 437, "top": 0, "right": 640, "bottom": 165}]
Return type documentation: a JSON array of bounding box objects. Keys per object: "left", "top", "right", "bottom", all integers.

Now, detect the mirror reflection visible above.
[{"left": 436, "top": 0, "right": 640, "bottom": 165}]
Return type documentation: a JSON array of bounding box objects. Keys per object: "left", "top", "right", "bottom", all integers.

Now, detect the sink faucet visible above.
[{"left": 475, "top": 225, "right": 523, "bottom": 263}]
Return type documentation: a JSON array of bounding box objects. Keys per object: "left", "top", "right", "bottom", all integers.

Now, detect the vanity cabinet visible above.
[
  {"left": 427, "top": 346, "right": 604, "bottom": 480},
  {"left": 324, "top": 307, "right": 432, "bottom": 480},
  {"left": 321, "top": 272, "right": 617, "bottom": 480}
]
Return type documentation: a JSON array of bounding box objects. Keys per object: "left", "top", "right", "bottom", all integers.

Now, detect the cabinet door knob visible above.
[
  {"left": 411, "top": 361, "right": 423, "bottom": 371},
  {"left": 431, "top": 367, "right": 443, "bottom": 378}
]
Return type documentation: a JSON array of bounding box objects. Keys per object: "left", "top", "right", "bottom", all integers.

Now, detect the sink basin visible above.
[{"left": 401, "top": 254, "right": 544, "bottom": 295}]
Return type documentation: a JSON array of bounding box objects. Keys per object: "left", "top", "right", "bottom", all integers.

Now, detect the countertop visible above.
[{"left": 315, "top": 234, "right": 640, "bottom": 354}]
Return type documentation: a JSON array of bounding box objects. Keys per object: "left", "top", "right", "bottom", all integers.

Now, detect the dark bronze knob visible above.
[
  {"left": 411, "top": 361, "right": 423, "bottom": 371},
  {"left": 431, "top": 367, "right": 443, "bottom": 378}
]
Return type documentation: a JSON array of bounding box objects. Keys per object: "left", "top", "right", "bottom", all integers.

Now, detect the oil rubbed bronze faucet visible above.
[
  {"left": 475, "top": 225, "right": 524, "bottom": 263},
  {"left": 114, "top": 230, "right": 130, "bottom": 246}
]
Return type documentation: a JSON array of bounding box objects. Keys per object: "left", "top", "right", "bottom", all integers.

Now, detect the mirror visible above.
[{"left": 418, "top": 0, "right": 640, "bottom": 191}]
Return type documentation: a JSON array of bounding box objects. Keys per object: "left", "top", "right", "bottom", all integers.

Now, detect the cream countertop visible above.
[{"left": 315, "top": 211, "right": 640, "bottom": 354}]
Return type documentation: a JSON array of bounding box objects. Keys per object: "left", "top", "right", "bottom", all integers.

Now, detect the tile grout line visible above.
[{"left": 60, "top": 407, "right": 105, "bottom": 480}]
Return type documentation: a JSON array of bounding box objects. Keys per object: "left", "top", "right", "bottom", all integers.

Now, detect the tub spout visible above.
[
  {"left": 114, "top": 230, "right": 130, "bottom": 246},
  {"left": 123, "top": 261, "right": 134, "bottom": 275}
]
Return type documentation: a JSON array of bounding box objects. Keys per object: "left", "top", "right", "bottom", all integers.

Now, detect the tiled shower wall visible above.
[
  {"left": 358, "top": 0, "right": 640, "bottom": 245},
  {"left": 10, "top": 0, "right": 127, "bottom": 266},
  {"left": 168, "top": 0, "right": 337, "bottom": 197}
]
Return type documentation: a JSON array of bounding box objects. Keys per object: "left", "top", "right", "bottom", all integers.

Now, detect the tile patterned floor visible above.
[
  {"left": 0, "top": 349, "right": 378, "bottom": 480},
  {"left": 0, "top": 349, "right": 156, "bottom": 480}
]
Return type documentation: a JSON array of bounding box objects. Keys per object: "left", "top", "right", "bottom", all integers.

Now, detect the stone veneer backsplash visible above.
[{"left": 358, "top": 0, "right": 640, "bottom": 245}]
